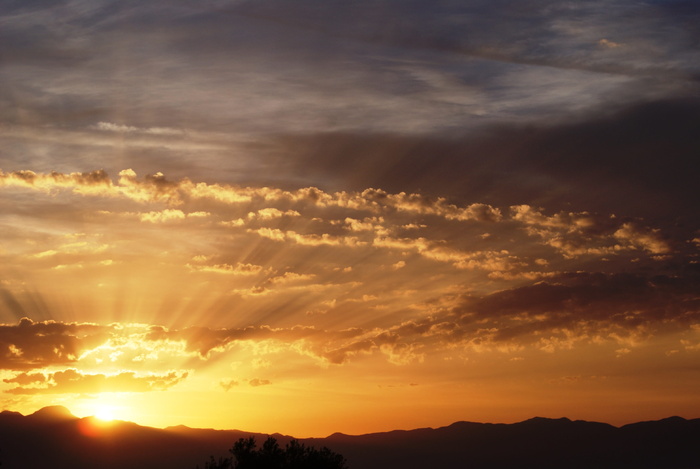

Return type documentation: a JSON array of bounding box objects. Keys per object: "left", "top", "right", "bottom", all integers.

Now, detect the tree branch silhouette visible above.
[{"left": 197, "top": 436, "right": 348, "bottom": 469}]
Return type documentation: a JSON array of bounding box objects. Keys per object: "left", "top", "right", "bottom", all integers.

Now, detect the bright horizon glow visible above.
[
  {"left": 72, "top": 397, "right": 129, "bottom": 424},
  {"left": 93, "top": 406, "right": 116, "bottom": 422}
]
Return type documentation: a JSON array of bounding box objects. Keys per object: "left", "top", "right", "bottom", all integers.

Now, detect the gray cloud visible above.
[
  {"left": 2, "top": 0, "right": 697, "bottom": 140},
  {"left": 2, "top": 0, "right": 697, "bottom": 209},
  {"left": 260, "top": 97, "right": 700, "bottom": 228},
  {"left": 435, "top": 270, "right": 700, "bottom": 348}
]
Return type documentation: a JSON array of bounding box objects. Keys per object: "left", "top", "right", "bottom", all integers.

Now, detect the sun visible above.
[
  {"left": 93, "top": 404, "right": 118, "bottom": 422},
  {"left": 69, "top": 394, "right": 138, "bottom": 425}
]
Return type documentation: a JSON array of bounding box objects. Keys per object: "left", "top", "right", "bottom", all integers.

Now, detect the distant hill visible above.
[
  {"left": 314, "top": 417, "right": 700, "bottom": 469},
  {"left": 0, "top": 408, "right": 698, "bottom": 468}
]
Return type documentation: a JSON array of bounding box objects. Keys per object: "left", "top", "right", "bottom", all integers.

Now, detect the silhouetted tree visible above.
[
  {"left": 197, "top": 436, "right": 348, "bottom": 469},
  {"left": 200, "top": 455, "right": 233, "bottom": 469}
]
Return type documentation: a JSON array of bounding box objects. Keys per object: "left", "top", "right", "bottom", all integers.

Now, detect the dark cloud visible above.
[
  {"left": 2, "top": 0, "right": 696, "bottom": 140},
  {"left": 231, "top": 0, "right": 699, "bottom": 77},
  {"left": 0, "top": 0, "right": 87, "bottom": 66},
  {"left": 472, "top": 271, "right": 698, "bottom": 317},
  {"left": 262, "top": 97, "right": 700, "bottom": 227},
  {"left": 0, "top": 318, "right": 110, "bottom": 370},
  {"left": 312, "top": 269, "right": 700, "bottom": 354},
  {"left": 449, "top": 270, "right": 700, "bottom": 345}
]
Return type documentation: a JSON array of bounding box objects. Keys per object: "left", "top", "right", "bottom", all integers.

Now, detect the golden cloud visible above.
[{"left": 4, "top": 369, "right": 188, "bottom": 394}]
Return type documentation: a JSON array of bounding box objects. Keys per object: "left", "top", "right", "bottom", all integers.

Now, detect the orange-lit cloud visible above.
[
  {"left": 0, "top": 167, "right": 697, "bottom": 434},
  {"left": 511, "top": 205, "right": 671, "bottom": 257},
  {"left": 4, "top": 369, "right": 187, "bottom": 394}
]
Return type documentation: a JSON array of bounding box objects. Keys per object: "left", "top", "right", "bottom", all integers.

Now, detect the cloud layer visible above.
[{"left": 0, "top": 169, "right": 697, "bottom": 404}]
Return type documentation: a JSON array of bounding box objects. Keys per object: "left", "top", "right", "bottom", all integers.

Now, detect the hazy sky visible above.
[{"left": 1, "top": 0, "right": 699, "bottom": 437}]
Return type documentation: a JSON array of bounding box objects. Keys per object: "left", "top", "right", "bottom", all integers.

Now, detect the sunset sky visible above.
[{"left": 1, "top": 0, "right": 699, "bottom": 437}]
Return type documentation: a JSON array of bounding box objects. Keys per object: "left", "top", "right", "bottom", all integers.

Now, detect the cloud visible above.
[
  {"left": 139, "top": 209, "right": 186, "bottom": 223},
  {"left": 220, "top": 379, "right": 239, "bottom": 391},
  {"left": 1, "top": 166, "right": 690, "bottom": 271},
  {"left": 512, "top": 205, "right": 672, "bottom": 257},
  {"left": 2, "top": 264, "right": 697, "bottom": 382},
  {"left": 94, "top": 122, "right": 184, "bottom": 136},
  {"left": 343, "top": 217, "right": 384, "bottom": 233},
  {"left": 322, "top": 339, "right": 376, "bottom": 365},
  {"left": 248, "top": 208, "right": 301, "bottom": 220},
  {"left": 26, "top": 235, "right": 109, "bottom": 261},
  {"left": 0, "top": 169, "right": 502, "bottom": 227},
  {"left": 598, "top": 38, "right": 622, "bottom": 49},
  {"left": 0, "top": 318, "right": 111, "bottom": 370},
  {"left": 249, "top": 378, "right": 271, "bottom": 387},
  {"left": 0, "top": 155, "right": 696, "bottom": 369},
  {"left": 372, "top": 236, "right": 517, "bottom": 271},
  {"left": 0, "top": 169, "right": 113, "bottom": 196},
  {"left": 229, "top": 0, "right": 698, "bottom": 80},
  {"left": 94, "top": 122, "right": 140, "bottom": 133},
  {"left": 613, "top": 223, "right": 670, "bottom": 255},
  {"left": 138, "top": 209, "right": 210, "bottom": 223},
  {"left": 4, "top": 369, "right": 188, "bottom": 394},
  {"left": 0, "top": 318, "right": 362, "bottom": 379},
  {"left": 143, "top": 324, "right": 327, "bottom": 359},
  {"left": 261, "top": 98, "right": 700, "bottom": 227},
  {"left": 267, "top": 272, "right": 316, "bottom": 285},
  {"left": 0, "top": 319, "right": 205, "bottom": 373},
  {"left": 442, "top": 271, "right": 700, "bottom": 350},
  {"left": 249, "top": 228, "right": 360, "bottom": 247},
  {"left": 293, "top": 268, "right": 700, "bottom": 359},
  {"left": 3, "top": 371, "right": 46, "bottom": 386},
  {"left": 380, "top": 342, "right": 425, "bottom": 365},
  {"left": 187, "top": 262, "right": 265, "bottom": 276}
]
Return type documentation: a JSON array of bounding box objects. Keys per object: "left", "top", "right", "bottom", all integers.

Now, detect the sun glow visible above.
[
  {"left": 94, "top": 405, "right": 117, "bottom": 422},
  {"left": 75, "top": 398, "right": 126, "bottom": 423}
]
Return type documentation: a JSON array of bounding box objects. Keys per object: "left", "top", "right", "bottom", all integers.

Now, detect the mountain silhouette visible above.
[
  {"left": 27, "top": 405, "right": 76, "bottom": 421},
  {"left": 0, "top": 408, "right": 697, "bottom": 469}
]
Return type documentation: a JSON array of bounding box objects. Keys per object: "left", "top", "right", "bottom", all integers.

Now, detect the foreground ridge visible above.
[{"left": 0, "top": 409, "right": 698, "bottom": 469}]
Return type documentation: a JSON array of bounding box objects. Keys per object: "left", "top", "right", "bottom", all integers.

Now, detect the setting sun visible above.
[
  {"left": 94, "top": 406, "right": 117, "bottom": 422},
  {"left": 73, "top": 398, "right": 130, "bottom": 424}
]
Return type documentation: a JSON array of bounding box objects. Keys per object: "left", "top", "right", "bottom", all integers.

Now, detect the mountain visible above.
[
  {"left": 0, "top": 409, "right": 698, "bottom": 469},
  {"left": 314, "top": 417, "right": 700, "bottom": 469},
  {"left": 27, "top": 405, "right": 76, "bottom": 421}
]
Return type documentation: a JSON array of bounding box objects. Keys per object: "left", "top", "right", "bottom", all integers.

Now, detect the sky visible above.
[{"left": 0, "top": 0, "right": 699, "bottom": 437}]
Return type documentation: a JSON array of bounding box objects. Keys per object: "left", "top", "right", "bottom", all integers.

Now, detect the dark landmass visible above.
[{"left": 0, "top": 407, "right": 698, "bottom": 468}]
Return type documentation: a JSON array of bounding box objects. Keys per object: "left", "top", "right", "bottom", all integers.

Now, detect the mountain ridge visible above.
[{"left": 0, "top": 407, "right": 698, "bottom": 469}]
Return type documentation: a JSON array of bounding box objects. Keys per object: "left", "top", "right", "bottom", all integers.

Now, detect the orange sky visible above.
[{"left": 1, "top": 0, "right": 699, "bottom": 438}]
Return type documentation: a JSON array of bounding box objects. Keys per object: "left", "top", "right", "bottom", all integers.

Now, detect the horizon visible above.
[
  {"left": 2, "top": 404, "right": 698, "bottom": 469},
  {"left": 5, "top": 404, "right": 699, "bottom": 437},
  {"left": 1, "top": 0, "right": 699, "bottom": 439}
]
